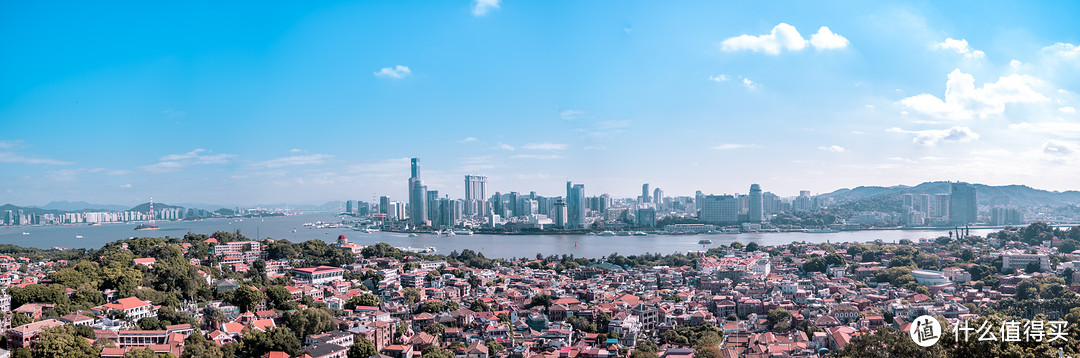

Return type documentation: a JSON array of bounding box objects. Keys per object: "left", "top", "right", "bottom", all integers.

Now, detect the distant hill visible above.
[
  {"left": 819, "top": 181, "right": 1080, "bottom": 209},
  {"left": 129, "top": 202, "right": 185, "bottom": 212},
  {"left": 0, "top": 204, "right": 64, "bottom": 216},
  {"left": 35, "top": 201, "right": 129, "bottom": 211}
]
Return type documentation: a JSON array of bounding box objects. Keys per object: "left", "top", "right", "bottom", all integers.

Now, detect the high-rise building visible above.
[
  {"left": 748, "top": 184, "right": 763, "bottom": 223},
  {"left": 762, "top": 192, "right": 781, "bottom": 214},
  {"left": 636, "top": 207, "right": 657, "bottom": 227},
  {"left": 553, "top": 199, "right": 568, "bottom": 228},
  {"left": 599, "top": 194, "right": 611, "bottom": 214},
  {"left": 917, "top": 194, "right": 931, "bottom": 215},
  {"left": 653, "top": 188, "right": 663, "bottom": 206},
  {"left": 949, "top": 183, "right": 977, "bottom": 225},
  {"left": 427, "top": 190, "right": 442, "bottom": 227},
  {"left": 699, "top": 195, "right": 739, "bottom": 225},
  {"left": 933, "top": 194, "right": 950, "bottom": 218},
  {"left": 408, "top": 158, "right": 427, "bottom": 227},
  {"left": 464, "top": 175, "right": 487, "bottom": 216},
  {"left": 379, "top": 196, "right": 391, "bottom": 215},
  {"left": 567, "top": 181, "right": 586, "bottom": 228},
  {"left": 793, "top": 191, "right": 814, "bottom": 212},
  {"left": 345, "top": 200, "right": 355, "bottom": 214},
  {"left": 641, "top": 183, "right": 651, "bottom": 204},
  {"left": 991, "top": 206, "right": 1024, "bottom": 225}
]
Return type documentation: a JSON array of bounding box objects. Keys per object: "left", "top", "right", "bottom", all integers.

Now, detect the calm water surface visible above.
[{"left": 0, "top": 212, "right": 996, "bottom": 259}]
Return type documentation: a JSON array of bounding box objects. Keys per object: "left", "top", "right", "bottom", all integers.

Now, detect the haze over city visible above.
[{"left": 2, "top": 1, "right": 1079, "bottom": 206}]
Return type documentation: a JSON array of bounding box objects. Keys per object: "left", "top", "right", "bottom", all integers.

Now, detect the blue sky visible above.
[{"left": 2, "top": 0, "right": 1079, "bottom": 206}]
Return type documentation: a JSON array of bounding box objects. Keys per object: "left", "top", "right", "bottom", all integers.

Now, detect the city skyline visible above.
[{"left": 3, "top": 1, "right": 1080, "bottom": 206}]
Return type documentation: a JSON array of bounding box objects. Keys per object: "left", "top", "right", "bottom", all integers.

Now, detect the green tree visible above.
[
  {"left": 348, "top": 338, "right": 378, "bottom": 358},
  {"left": 345, "top": 293, "right": 381, "bottom": 310},
  {"left": 837, "top": 327, "right": 943, "bottom": 358},
  {"left": 485, "top": 339, "right": 505, "bottom": 353},
  {"left": 124, "top": 347, "right": 175, "bottom": 358},
  {"left": 744, "top": 242, "right": 760, "bottom": 252},
  {"left": 401, "top": 287, "right": 421, "bottom": 306},
  {"left": 231, "top": 285, "right": 265, "bottom": 313},
  {"left": 766, "top": 308, "right": 792, "bottom": 330},
  {"left": 12, "top": 313, "right": 32, "bottom": 327},
  {"left": 137, "top": 317, "right": 165, "bottom": 330},
  {"left": 283, "top": 308, "right": 335, "bottom": 341},
  {"left": 265, "top": 285, "right": 294, "bottom": 310},
  {"left": 32, "top": 325, "right": 100, "bottom": 358},
  {"left": 421, "top": 346, "right": 455, "bottom": 358},
  {"left": 241, "top": 327, "right": 302, "bottom": 357}
]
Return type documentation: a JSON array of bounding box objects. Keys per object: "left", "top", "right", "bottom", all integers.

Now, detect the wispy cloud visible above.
[
  {"left": 522, "top": 142, "right": 567, "bottom": 151},
  {"left": 560, "top": 110, "right": 586, "bottom": 120},
  {"left": 512, "top": 154, "right": 564, "bottom": 160},
  {"left": 721, "top": 23, "right": 848, "bottom": 55},
  {"left": 888, "top": 126, "right": 980, "bottom": 146},
  {"left": 711, "top": 144, "right": 757, "bottom": 150},
  {"left": 472, "top": 0, "right": 500, "bottom": 16},
  {"left": 374, "top": 65, "right": 412, "bottom": 79},
  {"left": 141, "top": 148, "right": 235, "bottom": 173},
  {"left": 252, "top": 154, "right": 334, "bottom": 168},
  {"left": 818, "top": 145, "right": 846, "bottom": 153},
  {"left": 0, "top": 140, "right": 73, "bottom": 165},
  {"left": 933, "top": 38, "right": 985, "bottom": 59},
  {"left": 496, "top": 143, "right": 515, "bottom": 151},
  {"left": 458, "top": 137, "right": 478, "bottom": 143},
  {"left": 708, "top": 74, "right": 731, "bottom": 82}
]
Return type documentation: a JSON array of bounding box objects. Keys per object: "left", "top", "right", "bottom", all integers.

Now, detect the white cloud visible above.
[
  {"left": 1060, "top": 106, "right": 1077, "bottom": 114},
  {"left": 560, "top": 110, "right": 586, "bottom": 120},
  {"left": 809, "top": 26, "right": 849, "bottom": 50},
  {"left": 708, "top": 74, "right": 731, "bottom": 82},
  {"left": 818, "top": 145, "right": 846, "bottom": 153},
  {"left": 141, "top": 149, "right": 234, "bottom": 172},
  {"left": 497, "top": 143, "right": 514, "bottom": 151},
  {"left": 373, "top": 65, "right": 412, "bottom": 79},
  {"left": 742, "top": 78, "right": 759, "bottom": 90},
  {"left": 900, "top": 69, "right": 1048, "bottom": 120},
  {"left": 522, "top": 142, "right": 567, "bottom": 151},
  {"left": 1042, "top": 43, "right": 1080, "bottom": 60},
  {"left": 289, "top": 148, "right": 304, "bottom": 153},
  {"left": 1042, "top": 140, "right": 1077, "bottom": 156},
  {"left": 511, "top": 154, "right": 564, "bottom": 160},
  {"left": 121, "top": 184, "right": 132, "bottom": 188},
  {"left": 0, "top": 152, "right": 73, "bottom": 165},
  {"left": 458, "top": 137, "right": 478, "bottom": 143},
  {"left": 888, "top": 126, "right": 980, "bottom": 146},
  {"left": 932, "top": 38, "right": 985, "bottom": 59},
  {"left": 472, "top": 0, "right": 500, "bottom": 16},
  {"left": 252, "top": 154, "right": 333, "bottom": 168},
  {"left": 1009, "top": 121, "right": 1080, "bottom": 135},
  {"left": 711, "top": 144, "right": 756, "bottom": 150},
  {"left": 1011, "top": 59, "right": 1023, "bottom": 68},
  {"left": 721, "top": 23, "right": 847, "bottom": 55}
]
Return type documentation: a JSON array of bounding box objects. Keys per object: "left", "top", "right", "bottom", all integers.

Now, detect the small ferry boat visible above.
[
  {"left": 698, "top": 239, "right": 713, "bottom": 245},
  {"left": 453, "top": 230, "right": 474, "bottom": 235},
  {"left": 632, "top": 231, "right": 648, "bottom": 236},
  {"left": 597, "top": 231, "right": 616, "bottom": 237},
  {"left": 807, "top": 228, "right": 839, "bottom": 233}
]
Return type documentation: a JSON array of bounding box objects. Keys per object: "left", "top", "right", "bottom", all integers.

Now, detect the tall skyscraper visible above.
[
  {"left": 408, "top": 158, "right": 427, "bottom": 227},
  {"left": 553, "top": 199, "right": 568, "bottom": 228},
  {"left": 379, "top": 196, "right": 390, "bottom": 215},
  {"left": 641, "top": 183, "right": 651, "bottom": 204},
  {"left": 567, "top": 181, "right": 586, "bottom": 228},
  {"left": 949, "top": 183, "right": 977, "bottom": 225},
  {"left": 464, "top": 175, "right": 487, "bottom": 216},
  {"left": 653, "top": 188, "right": 663, "bottom": 206},
  {"left": 427, "top": 190, "right": 441, "bottom": 227},
  {"left": 933, "top": 194, "right": 950, "bottom": 218},
  {"left": 748, "top": 184, "right": 763, "bottom": 223}
]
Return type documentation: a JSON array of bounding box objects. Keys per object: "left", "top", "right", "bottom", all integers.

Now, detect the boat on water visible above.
[
  {"left": 134, "top": 223, "right": 159, "bottom": 231},
  {"left": 720, "top": 228, "right": 741, "bottom": 234},
  {"left": 75, "top": 235, "right": 84, "bottom": 239},
  {"left": 397, "top": 246, "right": 437, "bottom": 253},
  {"left": 408, "top": 233, "right": 419, "bottom": 237},
  {"left": 443, "top": 231, "right": 456, "bottom": 237},
  {"left": 807, "top": 228, "right": 839, "bottom": 233},
  {"left": 453, "top": 230, "right": 473, "bottom": 235},
  {"left": 632, "top": 231, "right": 648, "bottom": 236},
  {"left": 22, "top": 232, "right": 30, "bottom": 235},
  {"left": 598, "top": 231, "right": 616, "bottom": 237},
  {"left": 698, "top": 239, "right": 713, "bottom": 245},
  {"left": 617, "top": 231, "right": 631, "bottom": 236}
]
